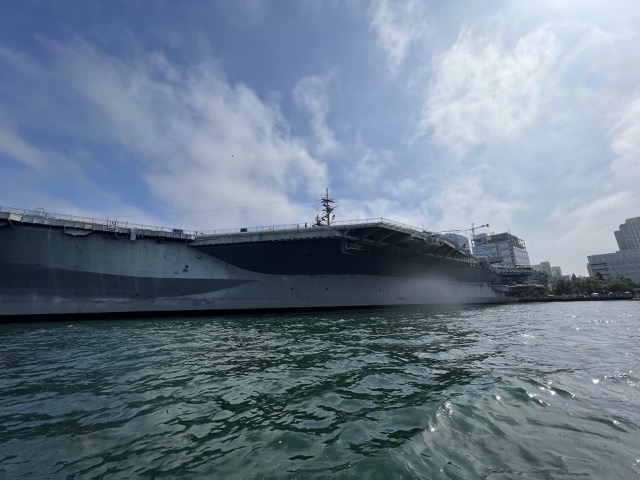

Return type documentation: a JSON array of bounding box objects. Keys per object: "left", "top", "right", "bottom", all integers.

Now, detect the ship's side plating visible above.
[{"left": 0, "top": 207, "right": 508, "bottom": 318}]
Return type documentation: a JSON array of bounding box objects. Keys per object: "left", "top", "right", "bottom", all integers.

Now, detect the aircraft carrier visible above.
[{"left": 0, "top": 193, "right": 512, "bottom": 319}]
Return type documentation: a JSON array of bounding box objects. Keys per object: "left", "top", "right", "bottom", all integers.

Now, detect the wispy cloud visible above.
[
  {"left": 417, "top": 28, "right": 557, "bottom": 157},
  {"left": 1, "top": 39, "right": 328, "bottom": 228},
  {"left": 367, "top": 3, "right": 640, "bottom": 274},
  {"left": 0, "top": 124, "right": 47, "bottom": 170},
  {"left": 346, "top": 137, "right": 394, "bottom": 186},
  {"left": 610, "top": 92, "right": 640, "bottom": 188},
  {"left": 369, "top": 0, "right": 428, "bottom": 76},
  {"left": 293, "top": 74, "right": 341, "bottom": 157}
]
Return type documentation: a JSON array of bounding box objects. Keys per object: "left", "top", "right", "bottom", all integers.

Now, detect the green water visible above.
[{"left": 1, "top": 302, "right": 639, "bottom": 478}]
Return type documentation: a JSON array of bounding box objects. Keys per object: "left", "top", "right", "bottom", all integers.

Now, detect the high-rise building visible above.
[
  {"left": 587, "top": 216, "right": 640, "bottom": 284},
  {"left": 531, "top": 262, "right": 564, "bottom": 281},
  {"left": 472, "top": 232, "right": 530, "bottom": 267},
  {"left": 550, "top": 266, "right": 563, "bottom": 279},
  {"left": 615, "top": 217, "right": 640, "bottom": 251},
  {"left": 532, "top": 261, "right": 552, "bottom": 276}
]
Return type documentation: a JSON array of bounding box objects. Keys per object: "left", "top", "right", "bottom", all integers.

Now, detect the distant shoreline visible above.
[{"left": 516, "top": 296, "right": 635, "bottom": 303}]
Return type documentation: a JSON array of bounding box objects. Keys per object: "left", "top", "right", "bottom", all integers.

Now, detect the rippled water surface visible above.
[{"left": 1, "top": 302, "right": 639, "bottom": 479}]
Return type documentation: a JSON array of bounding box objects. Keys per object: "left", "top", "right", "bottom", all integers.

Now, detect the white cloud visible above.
[
  {"left": 537, "top": 190, "right": 637, "bottom": 271},
  {"left": 429, "top": 166, "right": 525, "bottom": 233},
  {"left": 0, "top": 124, "right": 47, "bottom": 170},
  {"left": 393, "top": 15, "right": 640, "bottom": 275},
  {"left": 417, "top": 28, "right": 557, "bottom": 157},
  {"left": 45, "top": 40, "right": 180, "bottom": 159},
  {"left": 346, "top": 137, "right": 394, "bottom": 186},
  {"left": 337, "top": 195, "right": 408, "bottom": 224},
  {"left": 0, "top": 45, "right": 40, "bottom": 77},
  {"left": 3, "top": 39, "right": 328, "bottom": 228},
  {"left": 369, "top": 0, "right": 428, "bottom": 75},
  {"left": 382, "top": 177, "right": 417, "bottom": 198},
  {"left": 293, "top": 74, "right": 341, "bottom": 157},
  {"left": 610, "top": 93, "right": 640, "bottom": 187}
]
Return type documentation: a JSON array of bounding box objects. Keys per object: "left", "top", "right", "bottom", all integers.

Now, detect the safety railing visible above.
[
  {"left": 197, "top": 217, "right": 436, "bottom": 236},
  {"left": 0, "top": 206, "right": 197, "bottom": 236},
  {"left": 1, "top": 206, "right": 438, "bottom": 241}
]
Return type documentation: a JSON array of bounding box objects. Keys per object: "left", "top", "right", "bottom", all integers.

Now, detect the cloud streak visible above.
[
  {"left": 293, "top": 74, "right": 341, "bottom": 157},
  {"left": 1, "top": 38, "right": 328, "bottom": 228},
  {"left": 369, "top": 0, "right": 428, "bottom": 75},
  {"left": 417, "top": 28, "right": 557, "bottom": 156}
]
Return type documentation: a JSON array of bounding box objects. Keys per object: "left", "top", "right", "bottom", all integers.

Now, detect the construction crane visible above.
[
  {"left": 439, "top": 223, "right": 489, "bottom": 235},
  {"left": 439, "top": 223, "right": 489, "bottom": 254},
  {"left": 469, "top": 223, "right": 490, "bottom": 238}
]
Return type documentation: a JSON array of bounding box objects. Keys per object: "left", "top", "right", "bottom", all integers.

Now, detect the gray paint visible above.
[{"left": 0, "top": 215, "right": 509, "bottom": 318}]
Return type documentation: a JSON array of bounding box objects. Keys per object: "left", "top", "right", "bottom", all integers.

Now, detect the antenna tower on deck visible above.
[{"left": 315, "top": 188, "right": 336, "bottom": 226}]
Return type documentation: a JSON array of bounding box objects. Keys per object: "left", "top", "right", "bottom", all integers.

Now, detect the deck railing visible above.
[
  {"left": 0, "top": 206, "right": 197, "bottom": 236},
  {"left": 197, "top": 217, "right": 435, "bottom": 237},
  {"left": 1, "top": 205, "right": 480, "bottom": 265},
  {"left": 0, "top": 206, "right": 435, "bottom": 239}
]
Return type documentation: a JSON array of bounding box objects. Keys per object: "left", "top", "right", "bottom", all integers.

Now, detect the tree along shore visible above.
[
  {"left": 550, "top": 274, "right": 637, "bottom": 297},
  {"left": 517, "top": 274, "right": 638, "bottom": 300}
]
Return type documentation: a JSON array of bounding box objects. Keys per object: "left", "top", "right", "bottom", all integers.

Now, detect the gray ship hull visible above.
[{"left": 0, "top": 208, "right": 509, "bottom": 319}]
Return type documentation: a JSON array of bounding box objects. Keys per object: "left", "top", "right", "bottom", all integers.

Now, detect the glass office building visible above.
[
  {"left": 471, "top": 232, "right": 531, "bottom": 267},
  {"left": 587, "top": 216, "right": 640, "bottom": 284},
  {"left": 587, "top": 250, "right": 640, "bottom": 284},
  {"left": 614, "top": 217, "right": 640, "bottom": 251}
]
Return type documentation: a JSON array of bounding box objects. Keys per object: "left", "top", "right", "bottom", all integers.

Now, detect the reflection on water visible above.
[{"left": 1, "top": 302, "right": 639, "bottom": 478}]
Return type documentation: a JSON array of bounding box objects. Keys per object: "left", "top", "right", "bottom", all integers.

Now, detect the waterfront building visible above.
[
  {"left": 587, "top": 250, "right": 640, "bottom": 284},
  {"left": 472, "top": 232, "right": 531, "bottom": 267},
  {"left": 531, "top": 262, "right": 564, "bottom": 281},
  {"left": 531, "top": 261, "right": 552, "bottom": 277},
  {"left": 614, "top": 217, "right": 640, "bottom": 251},
  {"left": 587, "top": 216, "right": 640, "bottom": 284}
]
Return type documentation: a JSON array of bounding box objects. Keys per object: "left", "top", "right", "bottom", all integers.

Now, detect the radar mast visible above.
[{"left": 315, "top": 188, "right": 336, "bottom": 226}]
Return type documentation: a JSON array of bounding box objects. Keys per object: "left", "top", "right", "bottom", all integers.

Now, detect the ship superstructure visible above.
[{"left": 0, "top": 197, "right": 510, "bottom": 319}]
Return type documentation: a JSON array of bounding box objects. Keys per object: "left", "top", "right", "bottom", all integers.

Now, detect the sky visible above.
[{"left": 1, "top": 0, "right": 639, "bottom": 276}]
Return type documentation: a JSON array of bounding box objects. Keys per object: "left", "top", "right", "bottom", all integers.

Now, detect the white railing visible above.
[
  {"left": 0, "top": 206, "right": 437, "bottom": 239},
  {"left": 1, "top": 205, "right": 479, "bottom": 265},
  {"left": 197, "top": 217, "right": 435, "bottom": 237},
  {"left": 0, "top": 206, "right": 197, "bottom": 236}
]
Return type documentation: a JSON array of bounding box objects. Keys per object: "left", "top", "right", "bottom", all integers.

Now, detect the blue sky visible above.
[{"left": 1, "top": 0, "right": 639, "bottom": 276}]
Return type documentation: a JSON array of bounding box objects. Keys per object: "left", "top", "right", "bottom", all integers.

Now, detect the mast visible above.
[{"left": 315, "top": 188, "right": 336, "bottom": 226}]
